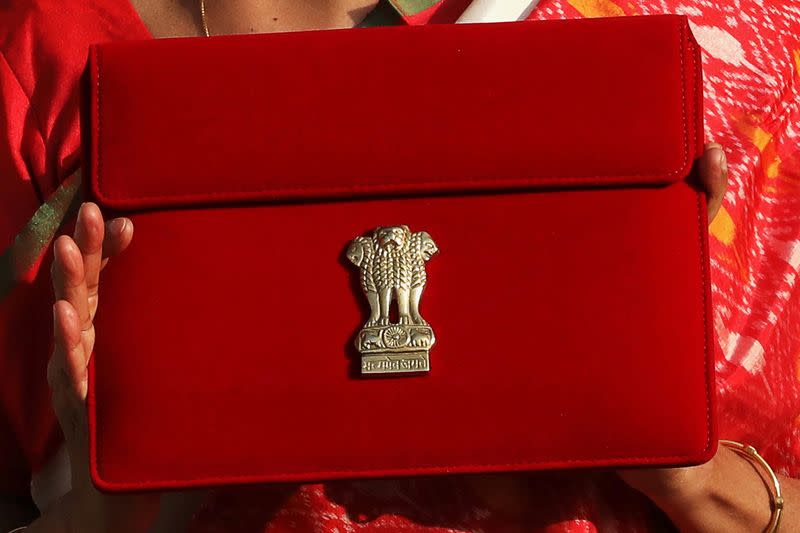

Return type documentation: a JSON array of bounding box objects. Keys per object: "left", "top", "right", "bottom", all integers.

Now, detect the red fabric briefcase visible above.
[{"left": 83, "top": 14, "right": 715, "bottom": 492}]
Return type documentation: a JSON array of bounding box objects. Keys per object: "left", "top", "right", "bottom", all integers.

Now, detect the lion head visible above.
[
  {"left": 374, "top": 226, "right": 410, "bottom": 251},
  {"left": 346, "top": 237, "right": 371, "bottom": 267},
  {"left": 417, "top": 231, "right": 439, "bottom": 261}
]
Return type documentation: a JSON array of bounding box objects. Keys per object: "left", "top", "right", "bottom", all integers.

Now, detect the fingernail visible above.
[
  {"left": 57, "top": 239, "right": 79, "bottom": 271},
  {"left": 109, "top": 218, "right": 128, "bottom": 234},
  {"left": 717, "top": 149, "right": 728, "bottom": 175}
]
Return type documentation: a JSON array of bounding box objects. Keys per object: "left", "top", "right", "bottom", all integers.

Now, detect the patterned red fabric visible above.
[{"left": 0, "top": 0, "right": 798, "bottom": 530}]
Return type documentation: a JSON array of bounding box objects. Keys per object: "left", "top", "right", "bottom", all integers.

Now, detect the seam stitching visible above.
[
  {"left": 688, "top": 28, "right": 714, "bottom": 456},
  {"left": 90, "top": 450, "right": 714, "bottom": 489},
  {"left": 96, "top": 47, "right": 102, "bottom": 212}
]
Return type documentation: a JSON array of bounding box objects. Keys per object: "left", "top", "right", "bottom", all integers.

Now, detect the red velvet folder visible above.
[{"left": 83, "top": 14, "right": 715, "bottom": 492}]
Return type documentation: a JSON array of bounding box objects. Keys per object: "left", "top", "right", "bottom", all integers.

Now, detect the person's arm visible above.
[{"left": 622, "top": 445, "right": 798, "bottom": 532}]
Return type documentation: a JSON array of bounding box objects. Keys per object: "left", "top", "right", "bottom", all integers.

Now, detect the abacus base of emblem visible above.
[{"left": 356, "top": 324, "right": 435, "bottom": 375}]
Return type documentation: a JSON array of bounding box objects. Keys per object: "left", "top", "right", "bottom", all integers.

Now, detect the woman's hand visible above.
[
  {"left": 619, "top": 444, "right": 800, "bottom": 533},
  {"left": 620, "top": 143, "right": 799, "bottom": 532},
  {"left": 27, "top": 203, "right": 159, "bottom": 533}
]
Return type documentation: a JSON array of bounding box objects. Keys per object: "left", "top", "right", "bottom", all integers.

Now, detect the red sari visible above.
[{"left": 1, "top": 0, "right": 799, "bottom": 531}]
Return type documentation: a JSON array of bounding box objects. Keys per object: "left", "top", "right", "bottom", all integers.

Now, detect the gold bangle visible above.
[
  {"left": 720, "top": 440, "right": 784, "bottom": 533},
  {"left": 6, "top": 527, "right": 27, "bottom": 533}
]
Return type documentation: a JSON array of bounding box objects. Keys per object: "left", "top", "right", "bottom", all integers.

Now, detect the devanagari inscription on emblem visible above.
[
  {"left": 362, "top": 352, "right": 430, "bottom": 374},
  {"left": 346, "top": 226, "right": 439, "bottom": 375}
]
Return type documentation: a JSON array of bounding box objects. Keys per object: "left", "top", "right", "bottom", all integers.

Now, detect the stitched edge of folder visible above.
[
  {"left": 90, "top": 17, "right": 714, "bottom": 490},
  {"left": 92, "top": 19, "right": 693, "bottom": 208},
  {"left": 89, "top": 452, "right": 713, "bottom": 492},
  {"left": 688, "top": 30, "right": 715, "bottom": 460},
  {"left": 93, "top": 46, "right": 103, "bottom": 214},
  {"left": 697, "top": 193, "right": 713, "bottom": 457}
]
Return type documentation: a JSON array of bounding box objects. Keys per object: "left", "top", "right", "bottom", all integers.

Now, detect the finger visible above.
[
  {"left": 100, "top": 217, "right": 134, "bottom": 272},
  {"left": 49, "top": 300, "right": 92, "bottom": 481},
  {"left": 51, "top": 236, "right": 91, "bottom": 335},
  {"left": 48, "top": 300, "right": 89, "bottom": 450},
  {"left": 50, "top": 300, "right": 90, "bottom": 400},
  {"left": 73, "top": 203, "right": 105, "bottom": 319},
  {"left": 699, "top": 142, "right": 728, "bottom": 222}
]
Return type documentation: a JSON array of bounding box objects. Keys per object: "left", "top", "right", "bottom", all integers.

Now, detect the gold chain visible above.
[{"left": 199, "top": 0, "right": 211, "bottom": 37}]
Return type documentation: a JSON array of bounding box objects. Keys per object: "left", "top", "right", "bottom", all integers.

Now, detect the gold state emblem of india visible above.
[{"left": 346, "top": 225, "right": 439, "bottom": 375}]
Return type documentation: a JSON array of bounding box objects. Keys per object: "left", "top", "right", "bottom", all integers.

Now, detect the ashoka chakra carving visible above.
[{"left": 382, "top": 326, "right": 410, "bottom": 348}]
